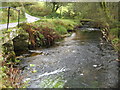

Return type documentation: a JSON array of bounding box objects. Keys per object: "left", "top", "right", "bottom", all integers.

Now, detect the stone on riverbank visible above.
[{"left": 12, "top": 34, "right": 29, "bottom": 56}]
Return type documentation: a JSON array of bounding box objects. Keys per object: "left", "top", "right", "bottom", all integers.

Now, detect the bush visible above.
[
  {"left": 19, "top": 18, "right": 78, "bottom": 47},
  {"left": 19, "top": 23, "right": 61, "bottom": 48},
  {"left": 46, "top": 12, "right": 61, "bottom": 18},
  {"left": 2, "top": 2, "right": 22, "bottom": 8},
  {"left": 55, "top": 25, "right": 68, "bottom": 35},
  {"left": 110, "top": 28, "right": 119, "bottom": 36},
  {"left": 38, "top": 27, "right": 61, "bottom": 47},
  {"left": 25, "top": 4, "right": 51, "bottom": 17},
  {"left": 53, "top": 19, "right": 78, "bottom": 30}
]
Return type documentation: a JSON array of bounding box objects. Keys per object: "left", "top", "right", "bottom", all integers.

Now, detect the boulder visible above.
[{"left": 12, "top": 34, "right": 29, "bottom": 56}]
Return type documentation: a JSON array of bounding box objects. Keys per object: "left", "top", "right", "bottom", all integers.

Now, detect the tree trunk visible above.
[{"left": 52, "top": 2, "right": 56, "bottom": 12}]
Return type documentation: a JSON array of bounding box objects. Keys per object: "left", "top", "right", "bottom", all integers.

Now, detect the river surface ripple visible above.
[{"left": 20, "top": 28, "right": 118, "bottom": 88}]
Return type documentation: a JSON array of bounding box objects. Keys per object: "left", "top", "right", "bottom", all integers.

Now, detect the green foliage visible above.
[
  {"left": 40, "top": 76, "right": 66, "bottom": 88},
  {"left": 0, "top": 55, "right": 23, "bottom": 88},
  {"left": 112, "top": 38, "right": 119, "bottom": 44},
  {"left": 39, "top": 33, "right": 44, "bottom": 39},
  {"left": 34, "top": 19, "right": 78, "bottom": 34},
  {"left": 19, "top": 18, "right": 78, "bottom": 47},
  {"left": 109, "top": 21, "right": 120, "bottom": 51},
  {"left": 111, "top": 38, "right": 120, "bottom": 51},
  {"left": 30, "top": 64, "right": 35, "bottom": 67},
  {"left": 0, "top": 6, "right": 26, "bottom": 24},
  {"left": 2, "top": 2, "right": 22, "bottom": 7},
  {"left": 46, "top": 12, "right": 61, "bottom": 18},
  {"left": 25, "top": 4, "right": 51, "bottom": 17},
  {"left": 31, "top": 70, "right": 37, "bottom": 73},
  {"left": 55, "top": 25, "right": 67, "bottom": 35},
  {"left": 110, "top": 28, "right": 119, "bottom": 36},
  {"left": 0, "top": 57, "right": 8, "bottom": 88}
]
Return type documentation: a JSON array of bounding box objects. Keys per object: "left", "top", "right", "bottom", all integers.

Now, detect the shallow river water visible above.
[{"left": 20, "top": 28, "right": 118, "bottom": 88}]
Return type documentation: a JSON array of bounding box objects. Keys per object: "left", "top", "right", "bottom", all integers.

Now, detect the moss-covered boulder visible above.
[{"left": 12, "top": 34, "right": 29, "bottom": 56}]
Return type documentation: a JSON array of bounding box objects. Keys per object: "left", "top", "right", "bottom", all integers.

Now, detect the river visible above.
[{"left": 19, "top": 27, "right": 118, "bottom": 88}]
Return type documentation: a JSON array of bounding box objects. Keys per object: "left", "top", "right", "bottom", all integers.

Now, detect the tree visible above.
[{"left": 50, "top": 1, "right": 68, "bottom": 13}]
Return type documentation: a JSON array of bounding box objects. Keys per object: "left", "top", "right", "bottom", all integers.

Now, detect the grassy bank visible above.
[
  {"left": 34, "top": 19, "right": 79, "bottom": 34},
  {"left": 0, "top": 18, "right": 26, "bottom": 24},
  {"left": 102, "top": 21, "right": 120, "bottom": 51},
  {"left": 19, "top": 18, "right": 79, "bottom": 48},
  {"left": 109, "top": 27, "right": 120, "bottom": 51}
]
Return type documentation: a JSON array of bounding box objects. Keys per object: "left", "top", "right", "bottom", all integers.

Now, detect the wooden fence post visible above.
[
  {"left": 7, "top": 7, "right": 10, "bottom": 30},
  {"left": 18, "top": 10, "right": 20, "bottom": 28}
]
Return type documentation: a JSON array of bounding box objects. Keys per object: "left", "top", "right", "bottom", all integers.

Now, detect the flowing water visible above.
[{"left": 20, "top": 28, "right": 118, "bottom": 88}]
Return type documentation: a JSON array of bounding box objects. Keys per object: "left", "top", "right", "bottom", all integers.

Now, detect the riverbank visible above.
[
  {"left": 18, "top": 18, "right": 79, "bottom": 49},
  {"left": 0, "top": 13, "right": 41, "bottom": 88}
]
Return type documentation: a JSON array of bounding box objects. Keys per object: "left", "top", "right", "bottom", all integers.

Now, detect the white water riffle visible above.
[
  {"left": 80, "top": 28, "right": 100, "bottom": 31},
  {"left": 32, "top": 67, "right": 69, "bottom": 81},
  {"left": 64, "top": 33, "right": 76, "bottom": 41}
]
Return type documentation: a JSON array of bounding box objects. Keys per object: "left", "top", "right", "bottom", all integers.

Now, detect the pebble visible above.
[{"left": 72, "top": 50, "right": 76, "bottom": 53}]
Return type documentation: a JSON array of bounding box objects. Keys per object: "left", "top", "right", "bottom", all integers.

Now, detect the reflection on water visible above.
[
  {"left": 74, "top": 30, "right": 102, "bottom": 41},
  {"left": 20, "top": 28, "right": 118, "bottom": 88}
]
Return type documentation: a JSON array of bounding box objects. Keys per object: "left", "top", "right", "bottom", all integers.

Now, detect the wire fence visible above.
[{"left": 0, "top": 7, "right": 20, "bottom": 30}]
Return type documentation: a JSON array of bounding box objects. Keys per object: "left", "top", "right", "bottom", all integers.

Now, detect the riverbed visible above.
[{"left": 20, "top": 28, "right": 118, "bottom": 88}]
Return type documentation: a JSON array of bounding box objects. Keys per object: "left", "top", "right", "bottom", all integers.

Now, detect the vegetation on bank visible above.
[
  {"left": 0, "top": 56, "right": 23, "bottom": 88},
  {"left": 109, "top": 24, "right": 120, "bottom": 51},
  {"left": 19, "top": 19, "right": 79, "bottom": 48}
]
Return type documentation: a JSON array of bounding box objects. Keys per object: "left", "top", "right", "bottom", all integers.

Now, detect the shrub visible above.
[
  {"left": 38, "top": 27, "right": 61, "bottom": 47},
  {"left": 25, "top": 4, "right": 51, "bottom": 17},
  {"left": 55, "top": 25, "right": 68, "bottom": 35},
  {"left": 19, "top": 18, "right": 78, "bottom": 48},
  {"left": 110, "top": 28, "right": 119, "bottom": 36},
  {"left": 19, "top": 23, "right": 61, "bottom": 48}
]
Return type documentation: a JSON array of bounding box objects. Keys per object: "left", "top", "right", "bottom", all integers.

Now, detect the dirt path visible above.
[{"left": 0, "top": 13, "right": 40, "bottom": 30}]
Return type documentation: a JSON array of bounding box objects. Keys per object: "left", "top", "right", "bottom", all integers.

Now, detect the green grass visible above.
[
  {"left": 0, "top": 6, "right": 26, "bottom": 24},
  {"left": 34, "top": 18, "right": 78, "bottom": 35},
  {"left": 0, "top": 18, "right": 26, "bottom": 24},
  {"left": 18, "top": 18, "right": 79, "bottom": 47},
  {"left": 109, "top": 27, "right": 120, "bottom": 51}
]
